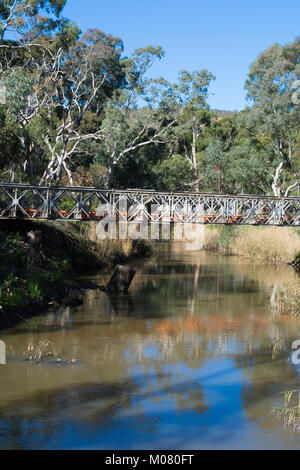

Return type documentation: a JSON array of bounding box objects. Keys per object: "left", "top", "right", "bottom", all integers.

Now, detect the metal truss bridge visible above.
[{"left": 1, "top": 182, "right": 300, "bottom": 226}]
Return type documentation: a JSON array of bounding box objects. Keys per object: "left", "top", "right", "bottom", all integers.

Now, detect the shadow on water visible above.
[
  {"left": 0, "top": 371, "right": 207, "bottom": 449},
  {"left": 1, "top": 349, "right": 296, "bottom": 450},
  {"left": 1, "top": 244, "right": 300, "bottom": 449}
]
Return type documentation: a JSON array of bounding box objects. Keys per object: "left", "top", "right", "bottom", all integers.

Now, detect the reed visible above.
[
  {"left": 273, "top": 284, "right": 300, "bottom": 319},
  {"left": 271, "top": 391, "right": 300, "bottom": 433},
  {"left": 204, "top": 225, "right": 300, "bottom": 265}
]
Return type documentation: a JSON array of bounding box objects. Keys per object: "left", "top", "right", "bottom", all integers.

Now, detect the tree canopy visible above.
[{"left": 0, "top": 1, "right": 299, "bottom": 196}]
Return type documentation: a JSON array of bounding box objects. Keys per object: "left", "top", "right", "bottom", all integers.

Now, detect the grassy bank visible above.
[
  {"left": 0, "top": 220, "right": 151, "bottom": 328},
  {"left": 204, "top": 225, "right": 300, "bottom": 265}
]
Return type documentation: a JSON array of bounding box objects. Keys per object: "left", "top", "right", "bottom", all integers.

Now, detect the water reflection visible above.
[{"left": 0, "top": 243, "right": 300, "bottom": 449}]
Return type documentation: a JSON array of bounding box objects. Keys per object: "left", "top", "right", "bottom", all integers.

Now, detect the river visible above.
[{"left": 0, "top": 242, "right": 300, "bottom": 449}]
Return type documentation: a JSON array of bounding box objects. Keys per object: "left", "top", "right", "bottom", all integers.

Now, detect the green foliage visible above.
[
  {"left": 4, "top": 68, "right": 34, "bottom": 115},
  {"left": 1, "top": 287, "right": 24, "bottom": 308},
  {"left": 0, "top": 0, "right": 70, "bottom": 41},
  {"left": 153, "top": 154, "right": 192, "bottom": 191},
  {"left": 227, "top": 141, "right": 273, "bottom": 194},
  {"left": 27, "top": 276, "right": 42, "bottom": 300},
  {"left": 0, "top": 231, "right": 26, "bottom": 268},
  {"left": 0, "top": 109, "right": 25, "bottom": 171},
  {"left": 0, "top": 2, "right": 299, "bottom": 196},
  {"left": 204, "top": 139, "right": 230, "bottom": 193},
  {"left": 245, "top": 38, "right": 300, "bottom": 195},
  {"left": 0, "top": 273, "right": 23, "bottom": 308},
  {"left": 90, "top": 163, "right": 109, "bottom": 188},
  {"left": 175, "top": 69, "right": 215, "bottom": 109},
  {"left": 61, "top": 258, "right": 70, "bottom": 271}
]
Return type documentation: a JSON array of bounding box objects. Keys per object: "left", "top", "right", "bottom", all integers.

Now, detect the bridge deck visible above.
[{"left": 0, "top": 183, "right": 300, "bottom": 226}]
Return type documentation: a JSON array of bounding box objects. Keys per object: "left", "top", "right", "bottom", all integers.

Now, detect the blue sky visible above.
[{"left": 63, "top": 0, "right": 300, "bottom": 111}]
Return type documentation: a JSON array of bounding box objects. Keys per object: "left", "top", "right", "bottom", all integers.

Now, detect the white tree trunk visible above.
[{"left": 272, "top": 161, "right": 284, "bottom": 196}]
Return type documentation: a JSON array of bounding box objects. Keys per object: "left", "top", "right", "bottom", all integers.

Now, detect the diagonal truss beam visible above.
[{"left": 1, "top": 183, "right": 300, "bottom": 226}]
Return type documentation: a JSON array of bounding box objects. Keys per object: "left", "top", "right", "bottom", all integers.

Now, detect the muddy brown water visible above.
[{"left": 0, "top": 242, "right": 300, "bottom": 449}]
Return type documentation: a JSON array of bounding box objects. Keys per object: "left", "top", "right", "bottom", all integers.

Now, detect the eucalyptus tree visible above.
[
  {"left": 36, "top": 28, "right": 125, "bottom": 185},
  {"left": 226, "top": 141, "right": 273, "bottom": 195},
  {"left": 152, "top": 153, "right": 192, "bottom": 192},
  {"left": 98, "top": 49, "right": 215, "bottom": 189},
  {"left": 206, "top": 114, "right": 237, "bottom": 151},
  {"left": 0, "top": 0, "right": 72, "bottom": 75},
  {"left": 171, "top": 70, "right": 215, "bottom": 191},
  {"left": 204, "top": 139, "right": 230, "bottom": 193},
  {"left": 0, "top": 0, "right": 81, "bottom": 183},
  {"left": 1, "top": 23, "right": 125, "bottom": 185},
  {"left": 245, "top": 38, "right": 300, "bottom": 196},
  {"left": 0, "top": 0, "right": 67, "bottom": 41},
  {"left": 98, "top": 46, "right": 179, "bottom": 188}
]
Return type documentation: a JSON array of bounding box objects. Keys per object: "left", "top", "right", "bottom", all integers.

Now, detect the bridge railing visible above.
[{"left": 1, "top": 182, "right": 300, "bottom": 225}]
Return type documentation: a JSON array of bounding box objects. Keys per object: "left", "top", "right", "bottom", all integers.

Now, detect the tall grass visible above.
[
  {"left": 204, "top": 226, "right": 300, "bottom": 265},
  {"left": 203, "top": 226, "right": 222, "bottom": 250},
  {"left": 233, "top": 227, "right": 300, "bottom": 264},
  {"left": 271, "top": 391, "right": 300, "bottom": 433},
  {"left": 94, "top": 239, "right": 130, "bottom": 264},
  {"left": 272, "top": 284, "right": 300, "bottom": 320}
]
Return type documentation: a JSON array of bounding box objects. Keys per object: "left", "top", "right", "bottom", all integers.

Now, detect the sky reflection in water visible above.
[{"left": 0, "top": 243, "right": 300, "bottom": 449}]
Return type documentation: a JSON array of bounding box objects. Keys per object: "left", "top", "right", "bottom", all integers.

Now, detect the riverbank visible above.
[
  {"left": 0, "top": 220, "right": 151, "bottom": 329},
  {"left": 204, "top": 225, "right": 300, "bottom": 265}
]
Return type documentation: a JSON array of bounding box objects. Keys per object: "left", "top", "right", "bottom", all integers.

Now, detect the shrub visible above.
[{"left": 27, "top": 277, "right": 42, "bottom": 301}]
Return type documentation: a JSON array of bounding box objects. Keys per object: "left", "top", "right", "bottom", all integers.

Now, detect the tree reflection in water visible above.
[{"left": 1, "top": 243, "right": 300, "bottom": 449}]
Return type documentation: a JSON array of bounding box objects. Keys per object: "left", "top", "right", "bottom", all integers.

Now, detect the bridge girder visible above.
[{"left": 0, "top": 183, "right": 300, "bottom": 226}]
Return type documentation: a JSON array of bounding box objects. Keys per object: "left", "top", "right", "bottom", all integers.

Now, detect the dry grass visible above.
[
  {"left": 271, "top": 391, "right": 300, "bottom": 433},
  {"left": 203, "top": 226, "right": 222, "bottom": 250},
  {"left": 273, "top": 284, "right": 300, "bottom": 319},
  {"left": 95, "top": 239, "right": 129, "bottom": 262},
  {"left": 204, "top": 225, "right": 300, "bottom": 265},
  {"left": 23, "top": 339, "right": 78, "bottom": 365},
  {"left": 232, "top": 227, "right": 300, "bottom": 264},
  {"left": 271, "top": 339, "right": 286, "bottom": 360}
]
